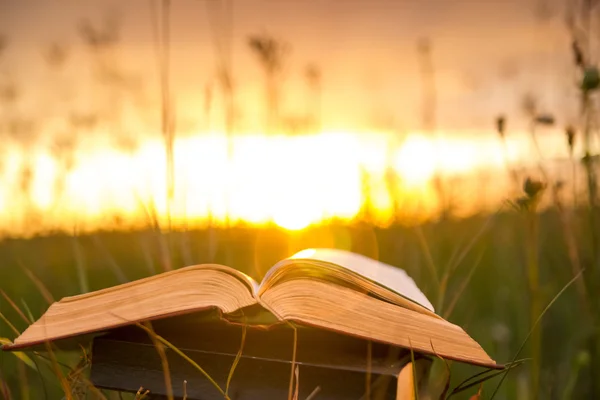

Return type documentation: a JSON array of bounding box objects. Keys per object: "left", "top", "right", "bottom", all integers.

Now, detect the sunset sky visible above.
[
  {"left": 1, "top": 0, "right": 577, "bottom": 132},
  {"left": 0, "top": 0, "right": 586, "bottom": 235}
]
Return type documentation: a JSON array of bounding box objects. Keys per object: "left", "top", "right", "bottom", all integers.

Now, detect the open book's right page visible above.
[{"left": 271, "top": 248, "right": 435, "bottom": 313}]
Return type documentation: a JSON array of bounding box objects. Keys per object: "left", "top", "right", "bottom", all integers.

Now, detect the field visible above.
[
  {"left": 2, "top": 0, "right": 600, "bottom": 398},
  {"left": 0, "top": 207, "right": 596, "bottom": 399}
]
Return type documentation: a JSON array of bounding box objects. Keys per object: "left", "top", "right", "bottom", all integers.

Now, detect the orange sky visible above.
[
  {"left": 0, "top": 0, "right": 578, "bottom": 135},
  {"left": 0, "top": 0, "right": 586, "bottom": 236}
]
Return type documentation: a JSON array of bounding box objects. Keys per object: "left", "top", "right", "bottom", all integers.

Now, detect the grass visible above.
[
  {"left": 0, "top": 210, "right": 594, "bottom": 399},
  {"left": 1, "top": 2, "right": 600, "bottom": 398}
]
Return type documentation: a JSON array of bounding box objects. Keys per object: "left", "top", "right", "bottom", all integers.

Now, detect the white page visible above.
[{"left": 286, "top": 248, "right": 435, "bottom": 312}]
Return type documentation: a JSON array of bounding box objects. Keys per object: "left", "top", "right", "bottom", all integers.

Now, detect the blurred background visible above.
[{"left": 0, "top": 0, "right": 598, "bottom": 399}]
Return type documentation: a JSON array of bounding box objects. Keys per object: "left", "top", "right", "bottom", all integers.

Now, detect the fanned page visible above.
[
  {"left": 6, "top": 264, "right": 259, "bottom": 350},
  {"left": 260, "top": 279, "right": 498, "bottom": 368},
  {"left": 260, "top": 248, "right": 435, "bottom": 313}
]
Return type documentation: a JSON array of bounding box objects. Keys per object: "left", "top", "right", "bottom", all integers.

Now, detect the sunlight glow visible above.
[
  {"left": 395, "top": 136, "right": 437, "bottom": 186},
  {"left": 0, "top": 130, "right": 527, "bottom": 236}
]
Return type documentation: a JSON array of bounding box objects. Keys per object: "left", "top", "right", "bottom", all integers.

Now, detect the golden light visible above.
[
  {"left": 0, "top": 129, "right": 527, "bottom": 237},
  {"left": 395, "top": 135, "right": 437, "bottom": 187}
]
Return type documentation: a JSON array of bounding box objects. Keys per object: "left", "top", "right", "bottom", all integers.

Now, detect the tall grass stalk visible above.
[
  {"left": 305, "top": 386, "right": 321, "bottom": 400},
  {"left": 134, "top": 322, "right": 228, "bottom": 398},
  {"left": 442, "top": 250, "right": 485, "bottom": 320},
  {"left": 0, "top": 291, "right": 31, "bottom": 325},
  {"left": 437, "top": 210, "right": 496, "bottom": 314},
  {"left": 70, "top": 233, "right": 89, "bottom": 294},
  {"left": 292, "top": 366, "right": 300, "bottom": 400},
  {"left": 287, "top": 323, "right": 298, "bottom": 400},
  {"left": 0, "top": 313, "right": 19, "bottom": 337},
  {"left": 490, "top": 269, "right": 584, "bottom": 399},
  {"left": 18, "top": 262, "right": 54, "bottom": 304},
  {"left": 92, "top": 236, "right": 128, "bottom": 283},
  {"left": 413, "top": 225, "right": 439, "bottom": 288},
  {"left": 570, "top": 2, "right": 600, "bottom": 390},
  {"left": 0, "top": 377, "right": 11, "bottom": 400},
  {"left": 150, "top": 0, "right": 176, "bottom": 264},
  {"left": 525, "top": 203, "right": 541, "bottom": 400},
  {"left": 143, "top": 321, "right": 174, "bottom": 400},
  {"left": 365, "top": 341, "right": 372, "bottom": 400},
  {"left": 225, "top": 323, "right": 246, "bottom": 396},
  {"left": 159, "top": 0, "right": 174, "bottom": 210},
  {"left": 408, "top": 339, "right": 419, "bottom": 400},
  {"left": 0, "top": 339, "right": 37, "bottom": 375},
  {"left": 136, "top": 194, "right": 172, "bottom": 272},
  {"left": 42, "top": 342, "right": 72, "bottom": 399}
]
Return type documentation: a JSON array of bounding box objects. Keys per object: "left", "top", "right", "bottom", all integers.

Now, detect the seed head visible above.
[
  {"left": 582, "top": 66, "right": 600, "bottom": 92},
  {"left": 523, "top": 177, "right": 546, "bottom": 199},
  {"left": 566, "top": 126, "right": 576, "bottom": 153},
  {"left": 534, "top": 114, "right": 555, "bottom": 126},
  {"left": 496, "top": 115, "right": 506, "bottom": 138},
  {"left": 572, "top": 40, "right": 585, "bottom": 68},
  {"left": 577, "top": 351, "right": 590, "bottom": 367}
]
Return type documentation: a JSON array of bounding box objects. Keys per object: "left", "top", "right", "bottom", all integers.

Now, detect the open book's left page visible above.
[{"left": 5, "top": 264, "right": 258, "bottom": 350}]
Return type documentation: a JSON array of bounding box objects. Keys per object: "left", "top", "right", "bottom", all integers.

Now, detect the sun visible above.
[
  {"left": 273, "top": 211, "right": 313, "bottom": 231},
  {"left": 3, "top": 129, "right": 509, "bottom": 236},
  {"left": 394, "top": 135, "right": 437, "bottom": 187}
]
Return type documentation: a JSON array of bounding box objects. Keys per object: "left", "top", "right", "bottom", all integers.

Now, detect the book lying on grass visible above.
[
  {"left": 3, "top": 248, "right": 498, "bottom": 368},
  {"left": 88, "top": 314, "right": 429, "bottom": 399}
]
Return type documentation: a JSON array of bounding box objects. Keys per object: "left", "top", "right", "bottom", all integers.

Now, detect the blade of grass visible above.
[
  {"left": 0, "top": 290, "right": 31, "bottom": 324},
  {"left": 469, "top": 384, "right": 483, "bottom": 399},
  {"left": 42, "top": 341, "right": 72, "bottom": 399},
  {"left": 305, "top": 386, "right": 321, "bottom": 400},
  {"left": 134, "top": 387, "right": 150, "bottom": 399},
  {"left": 64, "top": 345, "right": 107, "bottom": 400},
  {"left": 443, "top": 249, "right": 485, "bottom": 320},
  {"left": 0, "top": 376, "right": 11, "bottom": 400},
  {"left": 445, "top": 210, "right": 496, "bottom": 276},
  {"left": 428, "top": 340, "right": 451, "bottom": 400},
  {"left": 19, "top": 300, "right": 35, "bottom": 323},
  {"left": 136, "top": 194, "right": 173, "bottom": 272},
  {"left": 17, "top": 359, "right": 29, "bottom": 400},
  {"left": 226, "top": 323, "right": 247, "bottom": 396},
  {"left": 449, "top": 358, "right": 529, "bottom": 394},
  {"left": 441, "top": 238, "right": 466, "bottom": 280},
  {"left": 438, "top": 211, "right": 497, "bottom": 313},
  {"left": 490, "top": 270, "right": 584, "bottom": 399},
  {"left": 34, "top": 346, "right": 104, "bottom": 398},
  {"left": 1, "top": 290, "right": 38, "bottom": 394},
  {"left": 142, "top": 321, "right": 173, "bottom": 400},
  {"left": 365, "top": 341, "right": 372, "bottom": 400},
  {"left": 18, "top": 262, "right": 54, "bottom": 304},
  {"left": 92, "top": 235, "right": 128, "bottom": 284},
  {"left": 292, "top": 366, "right": 300, "bottom": 400},
  {"left": 288, "top": 323, "right": 298, "bottom": 400},
  {"left": 414, "top": 225, "right": 440, "bottom": 286},
  {"left": 70, "top": 233, "right": 89, "bottom": 294},
  {"left": 134, "top": 322, "right": 227, "bottom": 398},
  {"left": 85, "top": 381, "right": 108, "bottom": 400},
  {"left": 30, "top": 354, "right": 48, "bottom": 400},
  {"left": 138, "top": 233, "right": 157, "bottom": 276},
  {"left": 408, "top": 338, "right": 419, "bottom": 400},
  {"left": 0, "top": 312, "right": 20, "bottom": 336},
  {"left": 134, "top": 191, "right": 161, "bottom": 233},
  {"left": 448, "top": 360, "right": 526, "bottom": 398},
  {"left": 21, "top": 352, "right": 65, "bottom": 395},
  {"left": 0, "top": 338, "right": 37, "bottom": 370}
]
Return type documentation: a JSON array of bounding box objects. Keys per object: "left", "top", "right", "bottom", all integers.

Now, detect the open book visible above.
[{"left": 3, "top": 248, "right": 497, "bottom": 368}]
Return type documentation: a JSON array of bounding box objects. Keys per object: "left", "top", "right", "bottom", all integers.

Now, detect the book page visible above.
[
  {"left": 272, "top": 248, "right": 435, "bottom": 312},
  {"left": 260, "top": 279, "right": 497, "bottom": 368},
  {"left": 6, "top": 264, "right": 259, "bottom": 350}
]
